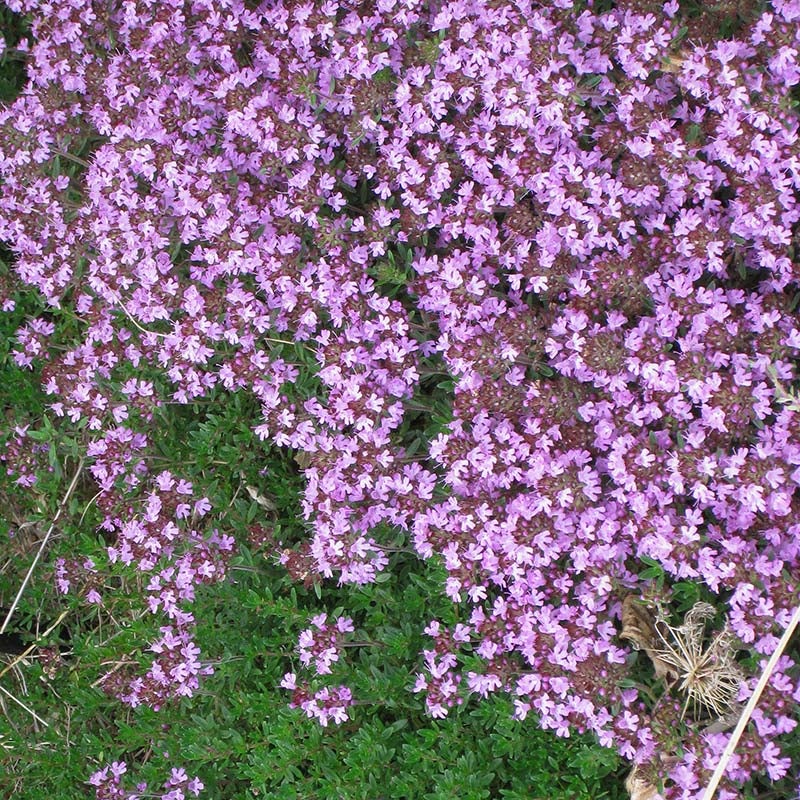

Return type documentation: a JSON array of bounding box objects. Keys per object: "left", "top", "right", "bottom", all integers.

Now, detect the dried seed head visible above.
[{"left": 653, "top": 602, "right": 743, "bottom": 720}]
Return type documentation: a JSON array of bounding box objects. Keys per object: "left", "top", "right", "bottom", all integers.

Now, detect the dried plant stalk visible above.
[
  {"left": 620, "top": 596, "right": 677, "bottom": 682},
  {"left": 0, "top": 459, "right": 85, "bottom": 636},
  {"left": 625, "top": 766, "right": 661, "bottom": 800},
  {"left": 701, "top": 602, "right": 800, "bottom": 800}
]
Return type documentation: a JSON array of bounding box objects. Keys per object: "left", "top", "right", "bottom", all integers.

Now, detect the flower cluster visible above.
[
  {"left": 279, "top": 612, "right": 356, "bottom": 725},
  {"left": 1, "top": 0, "right": 799, "bottom": 796},
  {"left": 54, "top": 555, "right": 102, "bottom": 603},
  {"left": 297, "top": 612, "right": 354, "bottom": 675},
  {"left": 413, "top": 620, "right": 468, "bottom": 718},
  {"left": 55, "top": 469, "right": 235, "bottom": 708},
  {"left": 0, "top": 424, "right": 51, "bottom": 488},
  {"left": 99, "top": 624, "right": 213, "bottom": 712},
  {"left": 89, "top": 762, "right": 203, "bottom": 800},
  {"left": 280, "top": 672, "right": 354, "bottom": 727}
]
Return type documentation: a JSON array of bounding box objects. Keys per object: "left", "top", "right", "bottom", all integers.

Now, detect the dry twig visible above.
[
  {"left": 701, "top": 603, "right": 800, "bottom": 800},
  {"left": 0, "top": 458, "right": 84, "bottom": 636}
]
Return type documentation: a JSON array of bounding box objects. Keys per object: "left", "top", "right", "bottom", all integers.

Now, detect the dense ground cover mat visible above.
[{"left": 0, "top": 0, "right": 799, "bottom": 798}]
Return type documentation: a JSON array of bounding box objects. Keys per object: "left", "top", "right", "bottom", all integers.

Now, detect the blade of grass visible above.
[
  {"left": 0, "top": 683, "right": 49, "bottom": 727},
  {"left": 0, "top": 608, "right": 70, "bottom": 682}
]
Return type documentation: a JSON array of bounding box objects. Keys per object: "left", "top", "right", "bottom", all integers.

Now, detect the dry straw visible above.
[
  {"left": 701, "top": 602, "right": 800, "bottom": 800},
  {"left": 0, "top": 458, "right": 84, "bottom": 636}
]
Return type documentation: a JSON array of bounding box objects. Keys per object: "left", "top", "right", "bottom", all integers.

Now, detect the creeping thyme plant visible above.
[{"left": 1, "top": 0, "right": 799, "bottom": 798}]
